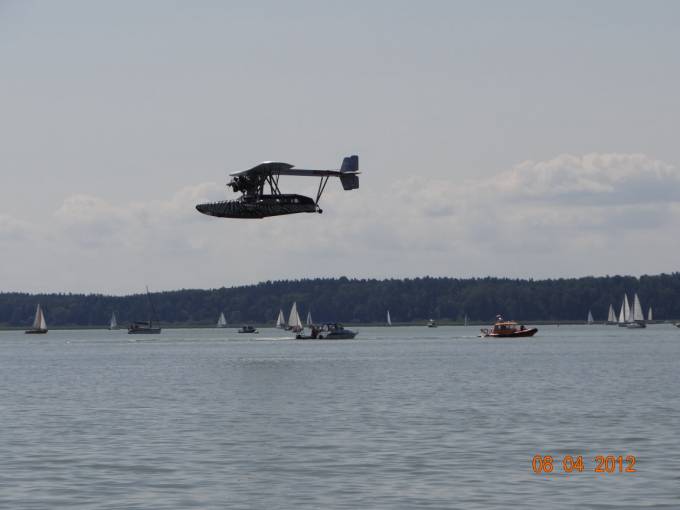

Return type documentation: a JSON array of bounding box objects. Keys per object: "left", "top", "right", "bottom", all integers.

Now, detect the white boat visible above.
[
  {"left": 647, "top": 307, "right": 653, "bottom": 322},
  {"left": 427, "top": 319, "right": 437, "bottom": 328},
  {"left": 216, "top": 312, "right": 227, "bottom": 328},
  {"left": 306, "top": 310, "right": 313, "bottom": 326},
  {"left": 587, "top": 310, "right": 594, "bottom": 325},
  {"left": 617, "top": 294, "right": 631, "bottom": 327},
  {"left": 25, "top": 304, "right": 48, "bottom": 334},
  {"left": 386, "top": 310, "right": 392, "bottom": 326},
  {"left": 288, "top": 302, "right": 303, "bottom": 333},
  {"left": 276, "top": 309, "right": 286, "bottom": 329},
  {"left": 626, "top": 293, "right": 646, "bottom": 328},
  {"left": 606, "top": 304, "right": 617, "bottom": 325},
  {"left": 464, "top": 314, "right": 469, "bottom": 327},
  {"left": 109, "top": 312, "right": 119, "bottom": 330}
]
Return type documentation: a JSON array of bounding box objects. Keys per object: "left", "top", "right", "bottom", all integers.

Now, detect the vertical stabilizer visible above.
[{"left": 340, "top": 155, "right": 359, "bottom": 190}]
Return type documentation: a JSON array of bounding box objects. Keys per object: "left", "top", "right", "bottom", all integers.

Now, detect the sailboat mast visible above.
[{"left": 146, "top": 286, "right": 159, "bottom": 326}]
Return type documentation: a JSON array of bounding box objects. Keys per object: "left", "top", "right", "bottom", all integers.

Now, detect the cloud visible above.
[
  {"left": 494, "top": 153, "right": 680, "bottom": 205},
  {"left": 0, "top": 213, "right": 32, "bottom": 241},
  {"left": 1, "top": 152, "right": 680, "bottom": 293}
]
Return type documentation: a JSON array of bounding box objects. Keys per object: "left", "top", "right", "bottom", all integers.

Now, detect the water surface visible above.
[{"left": 0, "top": 325, "right": 678, "bottom": 508}]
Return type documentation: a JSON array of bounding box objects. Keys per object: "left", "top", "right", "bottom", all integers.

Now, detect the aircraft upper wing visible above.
[
  {"left": 230, "top": 163, "right": 359, "bottom": 178},
  {"left": 229, "top": 162, "right": 294, "bottom": 177},
  {"left": 229, "top": 156, "right": 359, "bottom": 181}
]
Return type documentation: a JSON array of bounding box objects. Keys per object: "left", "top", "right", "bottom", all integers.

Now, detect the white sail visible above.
[
  {"left": 33, "top": 304, "right": 46, "bottom": 330},
  {"left": 288, "top": 302, "right": 302, "bottom": 330},
  {"left": 306, "top": 310, "right": 313, "bottom": 326},
  {"left": 386, "top": 310, "right": 392, "bottom": 326},
  {"left": 631, "top": 294, "right": 644, "bottom": 322},
  {"left": 618, "top": 294, "right": 631, "bottom": 323},
  {"left": 110, "top": 312, "right": 118, "bottom": 329},
  {"left": 607, "top": 304, "right": 616, "bottom": 323},
  {"left": 276, "top": 309, "right": 286, "bottom": 328},
  {"left": 217, "top": 312, "right": 227, "bottom": 327},
  {"left": 587, "top": 310, "right": 594, "bottom": 324},
  {"left": 464, "top": 314, "right": 469, "bottom": 327},
  {"left": 647, "top": 307, "right": 653, "bottom": 322}
]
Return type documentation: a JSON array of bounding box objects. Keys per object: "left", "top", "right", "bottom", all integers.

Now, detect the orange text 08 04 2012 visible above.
[{"left": 531, "top": 455, "right": 636, "bottom": 474}]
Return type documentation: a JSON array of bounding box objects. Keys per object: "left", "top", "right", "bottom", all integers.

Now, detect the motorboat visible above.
[
  {"left": 481, "top": 316, "right": 537, "bottom": 338},
  {"left": 128, "top": 321, "right": 161, "bottom": 334},
  {"left": 426, "top": 319, "right": 437, "bottom": 328},
  {"left": 238, "top": 325, "right": 258, "bottom": 334},
  {"left": 297, "top": 323, "right": 357, "bottom": 340}
]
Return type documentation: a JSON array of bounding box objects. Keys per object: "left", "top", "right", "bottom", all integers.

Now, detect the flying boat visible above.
[{"left": 196, "top": 155, "right": 360, "bottom": 219}]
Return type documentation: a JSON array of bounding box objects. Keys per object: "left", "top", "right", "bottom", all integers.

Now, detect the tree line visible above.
[{"left": 1, "top": 273, "right": 679, "bottom": 328}]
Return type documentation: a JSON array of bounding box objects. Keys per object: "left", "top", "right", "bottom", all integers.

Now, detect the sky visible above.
[{"left": 1, "top": 1, "right": 680, "bottom": 294}]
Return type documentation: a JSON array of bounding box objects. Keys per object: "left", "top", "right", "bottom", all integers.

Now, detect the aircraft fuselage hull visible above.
[{"left": 196, "top": 194, "right": 319, "bottom": 219}]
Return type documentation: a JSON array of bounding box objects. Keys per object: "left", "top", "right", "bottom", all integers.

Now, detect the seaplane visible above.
[{"left": 196, "top": 155, "right": 360, "bottom": 219}]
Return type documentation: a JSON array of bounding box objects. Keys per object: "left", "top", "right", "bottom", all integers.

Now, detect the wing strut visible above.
[{"left": 315, "top": 176, "right": 330, "bottom": 205}]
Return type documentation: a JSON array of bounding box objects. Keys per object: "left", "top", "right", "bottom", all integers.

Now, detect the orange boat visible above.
[{"left": 481, "top": 316, "right": 538, "bottom": 338}]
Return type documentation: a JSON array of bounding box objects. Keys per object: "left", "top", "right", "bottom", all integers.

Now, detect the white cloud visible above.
[
  {"left": 1, "top": 153, "right": 679, "bottom": 293},
  {"left": 494, "top": 153, "right": 680, "bottom": 204}
]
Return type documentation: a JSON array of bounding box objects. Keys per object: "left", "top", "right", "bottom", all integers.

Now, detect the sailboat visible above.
[
  {"left": 606, "top": 304, "right": 617, "bottom": 325},
  {"left": 617, "top": 294, "right": 631, "bottom": 327},
  {"left": 464, "top": 314, "right": 469, "bottom": 327},
  {"left": 128, "top": 287, "right": 162, "bottom": 334},
  {"left": 109, "top": 312, "right": 119, "bottom": 330},
  {"left": 216, "top": 312, "right": 227, "bottom": 328},
  {"left": 587, "top": 310, "right": 594, "bottom": 325},
  {"left": 626, "top": 293, "right": 646, "bottom": 328},
  {"left": 306, "top": 310, "right": 313, "bottom": 327},
  {"left": 647, "top": 306, "right": 653, "bottom": 323},
  {"left": 276, "top": 309, "right": 286, "bottom": 329},
  {"left": 287, "top": 302, "right": 303, "bottom": 333},
  {"left": 25, "top": 304, "right": 48, "bottom": 334},
  {"left": 386, "top": 310, "right": 392, "bottom": 326}
]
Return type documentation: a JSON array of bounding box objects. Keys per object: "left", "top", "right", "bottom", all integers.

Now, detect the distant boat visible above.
[
  {"left": 25, "top": 304, "right": 48, "bottom": 334},
  {"left": 238, "top": 325, "right": 258, "bottom": 334},
  {"left": 128, "top": 287, "right": 161, "bottom": 334},
  {"left": 617, "top": 294, "right": 631, "bottom": 327},
  {"left": 109, "top": 312, "right": 119, "bottom": 330},
  {"left": 306, "top": 310, "right": 313, "bottom": 326},
  {"left": 480, "top": 315, "right": 537, "bottom": 338},
  {"left": 587, "top": 310, "right": 594, "bottom": 325},
  {"left": 276, "top": 309, "right": 286, "bottom": 329},
  {"left": 287, "top": 302, "right": 303, "bottom": 333},
  {"left": 647, "top": 306, "right": 653, "bottom": 322},
  {"left": 386, "top": 310, "right": 392, "bottom": 326},
  {"left": 427, "top": 319, "right": 437, "bottom": 328},
  {"left": 626, "top": 293, "right": 646, "bottom": 328},
  {"left": 606, "top": 304, "right": 617, "bottom": 325},
  {"left": 216, "top": 312, "right": 227, "bottom": 328},
  {"left": 298, "top": 323, "right": 357, "bottom": 340},
  {"left": 464, "top": 314, "right": 469, "bottom": 327}
]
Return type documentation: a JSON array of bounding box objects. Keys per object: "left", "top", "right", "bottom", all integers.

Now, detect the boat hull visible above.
[
  {"left": 317, "top": 332, "right": 357, "bottom": 340},
  {"left": 25, "top": 329, "right": 48, "bottom": 334},
  {"left": 128, "top": 328, "right": 161, "bottom": 334},
  {"left": 482, "top": 327, "right": 538, "bottom": 338},
  {"left": 196, "top": 195, "right": 318, "bottom": 219}
]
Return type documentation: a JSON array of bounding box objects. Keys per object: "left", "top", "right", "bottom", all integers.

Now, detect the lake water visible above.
[{"left": 0, "top": 325, "right": 678, "bottom": 509}]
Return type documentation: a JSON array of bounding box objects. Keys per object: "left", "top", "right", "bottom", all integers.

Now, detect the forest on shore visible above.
[{"left": 1, "top": 273, "right": 679, "bottom": 328}]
